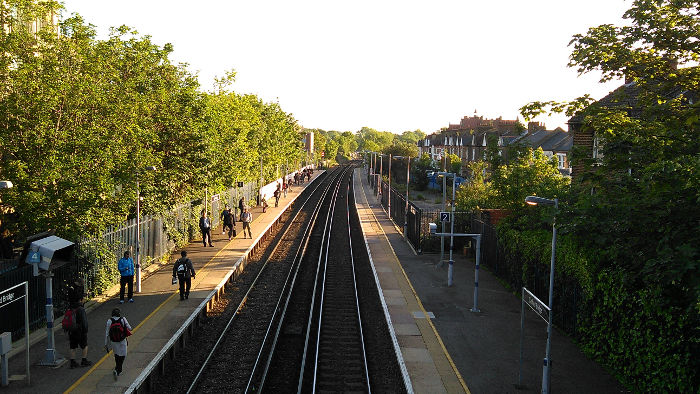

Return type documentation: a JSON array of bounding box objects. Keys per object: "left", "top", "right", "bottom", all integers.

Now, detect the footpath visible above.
[
  {"left": 3, "top": 171, "right": 323, "bottom": 394},
  {"left": 353, "top": 168, "right": 627, "bottom": 394}
]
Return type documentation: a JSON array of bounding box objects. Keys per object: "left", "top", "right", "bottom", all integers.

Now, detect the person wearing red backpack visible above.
[
  {"left": 104, "top": 308, "right": 132, "bottom": 380},
  {"left": 67, "top": 300, "right": 91, "bottom": 369}
]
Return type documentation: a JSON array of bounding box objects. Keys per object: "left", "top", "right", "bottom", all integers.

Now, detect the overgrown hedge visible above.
[{"left": 497, "top": 224, "right": 698, "bottom": 393}]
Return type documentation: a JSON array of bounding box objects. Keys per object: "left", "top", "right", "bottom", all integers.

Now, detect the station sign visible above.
[
  {"left": 440, "top": 212, "right": 451, "bottom": 222},
  {"left": 523, "top": 287, "right": 550, "bottom": 323},
  {"left": 0, "top": 283, "right": 26, "bottom": 310}
]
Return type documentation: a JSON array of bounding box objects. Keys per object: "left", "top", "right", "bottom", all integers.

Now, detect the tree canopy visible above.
[
  {"left": 0, "top": 2, "right": 304, "bottom": 239},
  {"left": 516, "top": 1, "right": 699, "bottom": 391}
]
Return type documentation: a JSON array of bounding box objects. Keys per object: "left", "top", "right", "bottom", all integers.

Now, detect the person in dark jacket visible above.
[
  {"left": 238, "top": 197, "right": 245, "bottom": 220},
  {"left": 118, "top": 251, "right": 135, "bottom": 303},
  {"left": 172, "top": 251, "right": 196, "bottom": 300},
  {"left": 199, "top": 210, "right": 213, "bottom": 247},
  {"left": 221, "top": 206, "right": 235, "bottom": 240},
  {"left": 68, "top": 301, "right": 91, "bottom": 368},
  {"left": 274, "top": 183, "right": 281, "bottom": 207}
]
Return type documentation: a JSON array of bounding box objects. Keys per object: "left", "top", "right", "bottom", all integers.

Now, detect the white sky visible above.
[{"left": 61, "top": 0, "right": 631, "bottom": 134}]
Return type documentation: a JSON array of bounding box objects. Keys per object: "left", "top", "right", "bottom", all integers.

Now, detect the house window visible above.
[{"left": 556, "top": 153, "right": 566, "bottom": 169}]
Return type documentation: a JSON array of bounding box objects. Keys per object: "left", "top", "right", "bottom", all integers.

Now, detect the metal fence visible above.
[
  {"left": 0, "top": 180, "right": 263, "bottom": 341},
  {"left": 366, "top": 165, "right": 581, "bottom": 338},
  {"left": 472, "top": 218, "right": 582, "bottom": 337}
]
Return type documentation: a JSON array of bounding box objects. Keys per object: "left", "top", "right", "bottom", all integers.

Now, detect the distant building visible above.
[
  {"left": 418, "top": 115, "right": 572, "bottom": 176},
  {"left": 305, "top": 132, "right": 314, "bottom": 154}
]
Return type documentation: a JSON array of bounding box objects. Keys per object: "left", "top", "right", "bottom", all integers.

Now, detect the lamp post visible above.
[
  {"left": 525, "top": 195, "right": 558, "bottom": 394},
  {"left": 388, "top": 154, "right": 392, "bottom": 214},
  {"left": 135, "top": 166, "right": 157, "bottom": 293},
  {"left": 378, "top": 154, "right": 383, "bottom": 198},
  {"left": 405, "top": 157, "right": 410, "bottom": 240}
]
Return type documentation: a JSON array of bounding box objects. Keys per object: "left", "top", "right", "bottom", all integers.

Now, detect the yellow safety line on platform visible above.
[
  {"left": 64, "top": 233, "right": 241, "bottom": 394},
  {"left": 358, "top": 172, "right": 471, "bottom": 394}
]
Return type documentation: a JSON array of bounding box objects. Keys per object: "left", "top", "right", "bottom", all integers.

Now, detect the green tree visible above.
[
  {"left": 410, "top": 153, "right": 433, "bottom": 191},
  {"left": 455, "top": 161, "right": 495, "bottom": 211},
  {"left": 519, "top": 1, "right": 699, "bottom": 390}
]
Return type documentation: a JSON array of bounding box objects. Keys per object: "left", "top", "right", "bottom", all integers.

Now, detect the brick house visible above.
[
  {"left": 418, "top": 115, "right": 573, "bottom": 175},
  {"left": 567, "top": 63, "right": 698, "bottom": 180}
]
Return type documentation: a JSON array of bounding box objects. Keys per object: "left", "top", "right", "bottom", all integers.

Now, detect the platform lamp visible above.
[
  {"left": 524, "top": 195, "right": 558, "bottom": 394},
  {"left": 135, "top": 166, "right": 157, "bottom": 293}
]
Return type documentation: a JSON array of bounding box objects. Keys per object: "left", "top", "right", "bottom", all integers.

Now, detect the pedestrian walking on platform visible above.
[
  {"left": 118, "top": 251, "right": 135, "bottom": 303},
  {"left": 199, "top": 210, "right": 213, "bottom": 247},
  {"left": 238, "top": 196, "right": 245, "bottom": 219},
  {"left": 173, "top": 251, "right": 196, "bottom": 300},
  {"left": 282, "top": 179, "right": 288, "bottom": 197},
  {"left": 104, "top": 308, "right": 132, "bottom": 380},
  {"left": 274, "top": 184, "right": 281, "bottom": 207},
  {"left": 262, "top": 197, "right": 268, "bottom": 213},
  {"left": 241, "top": 207, "right": 253, "bottom": 239},
  {"left": 67, "top": 301, "right": 91, "bottom": 368},
  {"left": 221, "top": 206, "right": 235, "bottom": 240}
]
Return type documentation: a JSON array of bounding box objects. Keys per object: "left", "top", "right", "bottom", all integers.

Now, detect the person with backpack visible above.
[
  {"left": 241, "top": 207, "right": 253, "bottom": 239},
  {"left": 104, "top": 308, "right": 132, "bottom": 380},
  {"left": 172, "top": 251, "right": 195, "bottom": 300},
  {"left": 66, "top": 300, "right": 91, "bottom": 369},
  {"left": 118, "top": 251, "right": 135, "bottom": 303}
]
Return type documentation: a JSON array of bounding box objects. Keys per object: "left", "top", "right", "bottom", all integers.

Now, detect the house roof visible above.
[
  {"left": 512, "top": 129, "right": 572, "bottom": 152},
  {"left": 568, "top": 69, "right": 697, "bottom": 125}
]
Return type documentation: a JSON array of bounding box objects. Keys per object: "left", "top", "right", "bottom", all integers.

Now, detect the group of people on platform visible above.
[
  {"left": 62, "top": 168, "right": 314, "bottom": 381},
  {"left": 291, "top": 168, "right": 313, "bottom": 186}
]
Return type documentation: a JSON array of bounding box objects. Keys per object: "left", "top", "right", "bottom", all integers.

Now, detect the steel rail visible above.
[
  {"left": 185, "top": 168, "right": 337, "bottom": 394},
  {"left": 245, "top": 166, "right": 350, "bottom": 393},
  {"left": 297, "top": 166, "right": 348, "bottom": 393},
  {"left": 343, "top": 181, "right": 372, "bottom": 392},
  {"left": 310, "top": 174, "right": 370, "bottom": 393}
]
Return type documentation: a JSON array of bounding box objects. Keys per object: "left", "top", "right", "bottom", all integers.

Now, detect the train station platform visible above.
[
  {"left": 4, "top": 171, "right": 324, "bottom": 394},
  {"left": 352, "top": 169, "right": 626, "bottom": 394}
]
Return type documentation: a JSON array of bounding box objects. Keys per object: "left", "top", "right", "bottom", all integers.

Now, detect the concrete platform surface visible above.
[
  {"left": 4, "top": 171, "right": 323, "bottom": 394},
  {"left": 354, "top": 168, "right": 628, "bottom": 394}
]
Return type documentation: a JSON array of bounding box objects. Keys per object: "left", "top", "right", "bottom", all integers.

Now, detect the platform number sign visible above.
[{"left": 440, "top": 212, "right": 451, "bottom": 222}]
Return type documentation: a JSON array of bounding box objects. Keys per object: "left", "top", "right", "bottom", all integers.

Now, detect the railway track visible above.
[
  {"left": 185, "top": 166, "right": 349, "bottom": 393},
  {"left": 174, "top": 164, "right": 406, "bottom": 394}
]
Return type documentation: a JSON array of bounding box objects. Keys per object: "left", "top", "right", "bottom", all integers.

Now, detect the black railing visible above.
[{"left": 365, "top": 165, "right": 581, "bottom": 338}]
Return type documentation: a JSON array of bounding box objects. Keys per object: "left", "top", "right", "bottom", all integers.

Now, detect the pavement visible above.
[
  {"left": 3, "top": 171, "right": 323, "bottom": 394},
  {"left": 353, "top": 168, "right": 628, "bottom": 394}
]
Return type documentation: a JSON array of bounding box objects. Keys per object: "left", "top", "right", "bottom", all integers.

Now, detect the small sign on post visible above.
[
  {"left": 237, "top": 182, "right": 244, "bottom": 188},
  {"left": 440, "top": 212, "right": 451, "bottom": 222},
  {"left": 519, "top": 287, "right": 551, "bottom": 388}
]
